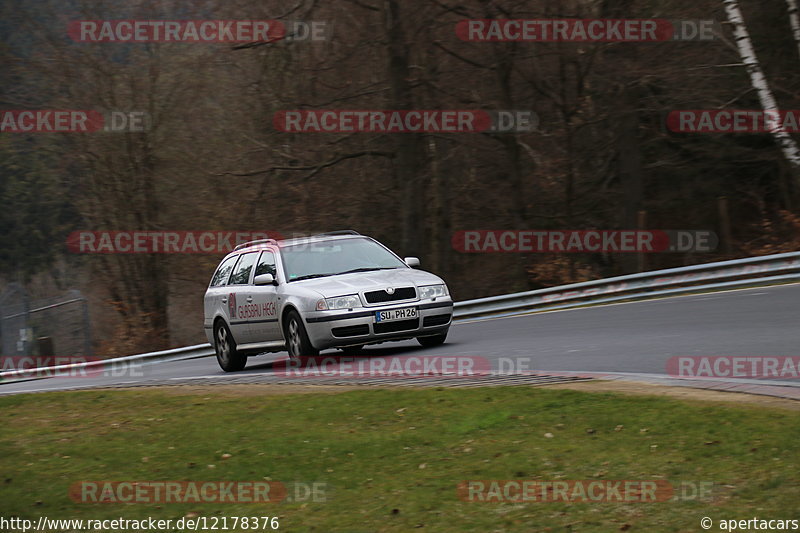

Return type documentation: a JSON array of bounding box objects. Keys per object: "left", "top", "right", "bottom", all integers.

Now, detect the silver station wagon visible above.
[{"left": 203, "top": 231, "right": 453, "bottom": 371}]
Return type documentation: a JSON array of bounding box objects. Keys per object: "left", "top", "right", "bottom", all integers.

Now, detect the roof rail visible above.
[
  {"left": 314, "top": 230, "right": 361, "bottom": 237},
  {"left": 233, "top": 238, "right": 277, "bottom": 251}
]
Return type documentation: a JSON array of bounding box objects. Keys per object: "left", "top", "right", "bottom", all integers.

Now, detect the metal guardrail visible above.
[
  {"left": 0, "top": 344, "right": 214, "bottom": 382},
  {"left": 453, "top": 251, "right": 800, "bottom": 319},
  {"left": 2, "top": 252, "right": 798, "bottom": 382}
]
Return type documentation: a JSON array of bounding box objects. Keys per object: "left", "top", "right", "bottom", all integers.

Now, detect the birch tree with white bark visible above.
[
  {"left": 786, "top": 0, "right": 800, "bottom": 59},
  {"left": 723, "top": 0, "right": 800, "bottom": 181}
]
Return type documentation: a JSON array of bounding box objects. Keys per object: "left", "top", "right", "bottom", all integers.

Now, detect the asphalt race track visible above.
[{"left": 2, "top": 284, "right": 799, "bottom": 395}]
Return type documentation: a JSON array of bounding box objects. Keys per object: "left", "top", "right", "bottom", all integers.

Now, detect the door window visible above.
[
  {"left": 210, "top": 255, "right": 238, "bottom": 287},
  {"left": 255, "top": 251, "right": 277, "bottom": 278},
  {"left": 229, "top": 253, "right": 258, "bottom": 285}
]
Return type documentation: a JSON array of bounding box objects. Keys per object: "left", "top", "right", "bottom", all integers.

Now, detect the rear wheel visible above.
[
  {"left": 417, "top": 331, "right": 448, "bottom": 347},
  {"left": 285, "top": 310, "right": 319, "bottom": 360},
  {"left": 214, "top": 321, "right": 247, "bottom": 372}
]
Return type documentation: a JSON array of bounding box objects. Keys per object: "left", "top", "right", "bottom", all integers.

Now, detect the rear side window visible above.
[
  {"left": 230, "top": 252, "right": 258, "bottom": 285},
  {"left": 255, "top": 251, "right": 277, "bottom": 277},
  {"left": 210, "top": 255, "right": 238, "bottom": 287}
]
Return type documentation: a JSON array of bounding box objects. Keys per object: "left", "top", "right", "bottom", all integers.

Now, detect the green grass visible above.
[{"left": 1, "top": 386, "right": 799, "bottom": 532}]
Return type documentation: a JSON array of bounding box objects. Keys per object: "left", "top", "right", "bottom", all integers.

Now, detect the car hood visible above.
[{"left": 291, "top": 268, "right": 444, "bottom": 296}]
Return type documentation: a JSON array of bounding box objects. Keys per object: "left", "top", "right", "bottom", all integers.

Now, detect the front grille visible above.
[
  {"left": 373, "top": 318, "right": 419, "bottom": 334},
  {"left": 332, "top": 324, "right": 370, "bottom": 338},
  {"left": 423, "top": 314, "right": 451, "bottom": 327},
  {"left": 364, "top": 287, "right": 416, "bottom": 304}
]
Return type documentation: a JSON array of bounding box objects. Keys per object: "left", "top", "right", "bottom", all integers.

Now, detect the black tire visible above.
[
  {"left": 417, "top": 331, "right": 448, "bottom": 347},
  {"left": 284, "top": 310, "right": 320, "bottom": 359},
  {"left": 214, "top": 321, "right": 247, "bottom": 372}
]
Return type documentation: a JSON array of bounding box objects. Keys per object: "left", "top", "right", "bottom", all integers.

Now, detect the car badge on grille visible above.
[{"left": 386, "top": 287, "right": 395, "bottom": 294}]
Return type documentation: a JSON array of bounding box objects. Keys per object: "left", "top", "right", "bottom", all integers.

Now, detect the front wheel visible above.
[
  {"left": 284, "top": 310, "right": 320, "bottom": 360},
  {"left": 214, "top": 322, "right": 247, "bottom": 372},
  {"left": 417, "top": 332, "right": 448, "bottom": 347}
]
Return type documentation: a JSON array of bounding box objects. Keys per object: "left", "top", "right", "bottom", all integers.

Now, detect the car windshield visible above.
[{"left": 281, "top": 238, "right": 407, "bottom": 282}]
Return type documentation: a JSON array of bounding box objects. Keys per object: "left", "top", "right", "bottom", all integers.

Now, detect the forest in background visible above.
[{"left": 2, "top": 0, "right": 799, "bottom": 355}]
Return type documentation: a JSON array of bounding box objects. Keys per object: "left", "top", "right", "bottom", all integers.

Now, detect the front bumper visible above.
[{"left": 303, "top": 299, "right": 454, "bottom": 350}]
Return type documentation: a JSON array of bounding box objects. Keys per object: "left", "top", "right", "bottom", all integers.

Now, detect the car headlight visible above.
[
  {"left": 418, "top": 284, "right": 448, "bottom": 299},
  {"left": 321, "top": 294, "right": 363, "bottom": 310}
]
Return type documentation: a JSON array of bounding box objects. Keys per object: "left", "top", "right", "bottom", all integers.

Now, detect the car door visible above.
[
  {"left": 226, "top": 252, "right": 259, "bottom": 343},
  {"left": 204, "top": 254, "right": 239, "bottom": 340},
  {"left": 245, "top": 250, "right": 281, "bottom": 344}
]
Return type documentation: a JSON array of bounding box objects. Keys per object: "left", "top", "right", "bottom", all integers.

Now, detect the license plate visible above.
[{"left": 375, "top": 307, "right": 418, "bottom": 322}]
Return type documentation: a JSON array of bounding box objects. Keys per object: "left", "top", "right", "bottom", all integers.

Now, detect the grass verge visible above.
[{"left": 1, "top": 386, "right": 798, "bottom": 532}]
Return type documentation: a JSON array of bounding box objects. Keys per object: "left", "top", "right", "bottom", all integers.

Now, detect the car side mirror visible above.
[
  {"left": 254, "top": 273, "right": 277, "bottom": 286},
  {"left": 405, "top": 257, "right": 420, "bottom": 268}
]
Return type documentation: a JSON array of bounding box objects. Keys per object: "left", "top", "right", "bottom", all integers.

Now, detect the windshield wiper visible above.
[
  {"left": 290, "top": 273, "right": 335, "bottom": 282},
  {"left": 336, "top": 267, "right": 398, "bottom": 275}
]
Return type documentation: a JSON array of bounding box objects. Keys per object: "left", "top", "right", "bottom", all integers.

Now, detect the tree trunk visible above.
[
  {"left": 617, "top": 96, "right": 644, "bottom": 274},
  {"left": 786, "top": 0, "right": 800, "bottom": 59},
  {"left": 724, "top": 0, "right": 800, "bottom": 182},
  {"left": 384, "top": 0, "right": 426, "bottom": 257}
]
